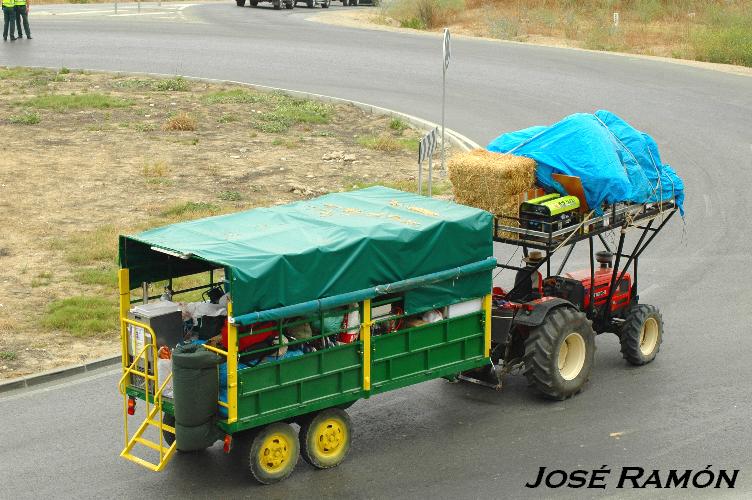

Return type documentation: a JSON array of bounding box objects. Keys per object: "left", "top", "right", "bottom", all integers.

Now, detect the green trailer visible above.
[{"left": 118, "top": 186, "right": 497, "bottom": 483}]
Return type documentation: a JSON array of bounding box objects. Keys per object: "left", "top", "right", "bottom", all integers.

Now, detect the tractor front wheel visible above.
[
  {"left": 619, "top": 304, "right": 663, "bottom": 365},
  {"left": 524, "top": 307, "right": 595, "bottom": 400},
  {"left": 242, "top": 422, "right": 299, "bottom": 484},
  {"left": 299, "top": 408, "right": 352, "bottom": 469}
]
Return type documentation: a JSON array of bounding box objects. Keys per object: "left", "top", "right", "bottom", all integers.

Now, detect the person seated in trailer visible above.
[{"left": 508, "top": 250, "right": 544, "bottom": 302}]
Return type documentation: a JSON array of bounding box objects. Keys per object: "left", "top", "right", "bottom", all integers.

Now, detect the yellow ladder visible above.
[{"left": 119, "top": 342, "right": 177, "bottom": 472}]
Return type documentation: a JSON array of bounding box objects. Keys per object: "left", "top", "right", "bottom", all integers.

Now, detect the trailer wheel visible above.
[
  {"left": 285, "top": 0, "right": 294, "bottom": 8},
  {"left": 349, "top": 0, "right": 359, "bottom": 5},
  {"left": 299, "top": 408, "right": 352, "bottom": 469},
  {"left": 524, "top": 307, "right": 595, "bottom": 400},
  {"left": 306, "top": 0, "right": 314, "bottom": 6},
  {"left": 236, "top": 0, "right": 246, "bottom": 6},
  {"left": 162, "top": 413, "right": 176, "bottom": 446},
  {"left": 243, "top": 422, "right": 299, "bottom": 484},
  {"left": 620, "top": 304, "right": 662, "bottom": 365},
  {"left": 272, "top": 0, "right": 282, "bottom": 9},
  {"left": 322, "top": 0, "right": 330, "bottom": 7},
  {"left": 249, "top": 0, "right": 258, "bottom": 6}
]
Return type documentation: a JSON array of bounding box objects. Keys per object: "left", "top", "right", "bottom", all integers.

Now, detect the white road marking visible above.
[{"left": 703, "top": 194, "right": 712, "bottom": 216}]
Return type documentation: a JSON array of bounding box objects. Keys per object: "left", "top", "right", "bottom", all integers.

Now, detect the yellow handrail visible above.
[
  {"left": 361, "top": 299, "right": 371, "bottom": 391},
  {"left": 226, "top": 301, "right": 238, "bottom": 424},
  {"left": 483, "top": 293, "right": 492, "bottom": 357}
]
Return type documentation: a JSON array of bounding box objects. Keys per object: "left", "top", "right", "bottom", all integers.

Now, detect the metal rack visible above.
[{"left": 494, "top": 200, "right": 678, "bottom": 330}]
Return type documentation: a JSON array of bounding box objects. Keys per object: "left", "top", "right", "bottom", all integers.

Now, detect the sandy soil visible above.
[{"left": 0, "top": 68, "right": 440, "bottom": 379}]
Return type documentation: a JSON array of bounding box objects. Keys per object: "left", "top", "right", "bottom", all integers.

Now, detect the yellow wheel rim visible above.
[
  {"left": 258, "top": 432, "right": 293, "bottom": 474},
  {"left": 313, "top": 418, "right": 348, "bottom": 460},
  {"left": 639, "top": 317, "right": 659, "bottom": 356},
  {"left": 558, "top": 332, "right": 586, "bottom": 381}
]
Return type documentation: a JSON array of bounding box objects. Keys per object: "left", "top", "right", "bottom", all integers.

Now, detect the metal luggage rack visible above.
[{"left": 493, "top": 200, "right": 677, "bottom": 252}]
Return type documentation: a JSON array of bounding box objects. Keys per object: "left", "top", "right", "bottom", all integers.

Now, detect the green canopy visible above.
[{"left": 120, "top": 187, "right": 494, "bottom": 316}]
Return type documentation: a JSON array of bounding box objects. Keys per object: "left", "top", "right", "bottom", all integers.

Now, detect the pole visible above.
[
  {"left": 417, "top": 159, "right": 423, "bottom": 195},
  {"left": 428, "top": 155, "right": 433, "bottom": 197},
  {"left": 440, "top": 50, "right": 446, "bottom": 173}
]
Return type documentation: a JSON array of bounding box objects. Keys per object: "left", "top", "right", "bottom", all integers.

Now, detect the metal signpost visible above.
[
  {"left": 441, "top": 28, "right": 451, "bottom": 173},
  {"left": 418, "top": 127, "right": 439, "bottom": 196}
]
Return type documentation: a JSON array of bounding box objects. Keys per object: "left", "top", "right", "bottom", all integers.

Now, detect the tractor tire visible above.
[
  {"left": 249, "top": 0, "right": 258, "bottom": 6},
  {"left": 162, "top": 413, "right": 175, "bottom": 446},
  {"left": 285, "top": 1, "right": 294, "bottom": 8},
  {"left": 236, "top": 0, "right": 246, "bottom": 6},
  {"left": 241, "top": 422, "right": 299, "bottom": 484},
  {"left": 619, "top": 304, "right": 663, "bottom": 365},
  {"left": 322, "top": 0, "right": 330, "bottom": 7},
  {"left": 341, "top": 0, "right": 346, "bottom": 5},
  {"left": 272, "top": 0, "right": 282, "bottom": 9},
  {"left": 306, "top": 0, "right": 314, "bottom": 7},
  {"left": 349, "top": 0, "right": 359, "bottom": 5},
  {"left": 523, "top": 307, "right": 595, "bottom": 400},
  {"left": 299, "top": 408, "right": 352, "bottom": 469}
]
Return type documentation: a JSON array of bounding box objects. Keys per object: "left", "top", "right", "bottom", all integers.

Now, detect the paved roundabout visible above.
[{"left": 1, "top": 3, "right": 751, "bottom": 498}]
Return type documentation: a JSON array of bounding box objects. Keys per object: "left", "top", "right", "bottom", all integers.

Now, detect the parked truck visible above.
[{"left": 118, "top": 185, "right": 676, "bottom": 483}]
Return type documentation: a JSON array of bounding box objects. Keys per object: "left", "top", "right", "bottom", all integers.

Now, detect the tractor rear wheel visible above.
[
  {"left": 524, "top": 307, "right": 595, "bottom": 400},
  {"left": 299, "top": 408, "right": 352, "bottom": 469},
  {"left": 619, "top": 304, "right": 662, "bottom": 365},
  {"left": 242, "top": 422, "right": 299, "bottom": 484},
  {"left": 236, "top": 0, "right": 246, "bottom": 6}
]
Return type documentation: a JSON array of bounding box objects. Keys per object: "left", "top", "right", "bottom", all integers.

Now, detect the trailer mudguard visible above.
[{"left": 512, "top": 297, "right": 575, "bottom": 327}]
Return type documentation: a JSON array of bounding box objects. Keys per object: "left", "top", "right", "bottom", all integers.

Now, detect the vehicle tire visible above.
[
  {"left": 619, "top": 304, "right": 662, "bottom": 365},
  {"left": 299, "top": 408, "right": 352, "bottom": 469},
  {"left": 341, "top": 0, "right": 346, "bottom": 5},
  {"left": 236, "top": 0, "right": 246, "bottom": 6},
  {"left": 273, "top": 0, "right": 282, "bottom": 9},
  {"left": 242, "top": 422, "right": 299, "bottom": 484},
  {"left": 162, "top": 413, "right": 175, "bottom": 446},
  {"left": 349, "top": 0, "right": 358, "bottom": 5},
  {"left": 322, "top": 0, "right": 330, "bottom": 7},
  {"left": 249, "top": 0, "right": 258, "bottom": 6},
  {"left": 285, "top": 1, "right": 294, "bottom": 8},
  {"left": 523, "top": 307, "right": 595, "bottom": 400},
  {"left": 306, "top": 0, "right": 314, "bottom": 6}
]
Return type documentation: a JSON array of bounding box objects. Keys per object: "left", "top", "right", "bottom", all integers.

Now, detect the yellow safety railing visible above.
[
  {"left": 118, "top": 268, "right": 176, "bottom": 472},
  {"left": 483, "top": 293, "right": 492, "bottom": 357}
]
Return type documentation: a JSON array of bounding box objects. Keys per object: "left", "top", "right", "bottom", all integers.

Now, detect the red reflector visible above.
[
  {"left": 223, "top": 434, "right": 233, "bottom": 454},
  {"left": 523, "top": 304, "right": 534, "bottom": 312},
  {"left": 127, "top": 398, "right": 136, "bottom": 415}
]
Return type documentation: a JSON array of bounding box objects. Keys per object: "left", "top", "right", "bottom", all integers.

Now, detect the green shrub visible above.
[
  {"left": 9, "top": 111, "right": 40, "bottom": 125},
  {"left": 155, "top": 76, "right": 190, "bottom": 92}
]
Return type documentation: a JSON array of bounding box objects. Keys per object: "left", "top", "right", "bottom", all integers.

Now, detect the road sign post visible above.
[
  {"left": 441, "top": 28, "right": 450, "bottom": 173},
  {"left": 418, "top": 127, "right": 439, "bottom": 197}
]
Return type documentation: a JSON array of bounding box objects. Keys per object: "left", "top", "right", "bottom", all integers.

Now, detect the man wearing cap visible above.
[
  {"left": 2, "top": 0, "right": 16, "bottom": 42},
  {"left": 509, "top": 250, "right": 544, "bottom": 302},
  {"left": 14, "top": 0, "right": 30, "bottom": 39}
]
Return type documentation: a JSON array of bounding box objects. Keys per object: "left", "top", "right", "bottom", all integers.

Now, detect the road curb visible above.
[
  {"left": 0, "top": 355, "right": 120, "bottom": 394},
  {"left": 1, "top": 68, "right": 481, "bottom": 393}
]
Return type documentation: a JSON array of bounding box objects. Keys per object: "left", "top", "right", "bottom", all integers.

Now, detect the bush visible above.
[
  {"left": 164, "top": 112, "right": 197, "bottom": 131},
  {"left": 155, "top": 76, "right": 190, "bottom": 92},
  {"left": 391, "top": 0, "right": 464, "bottom": 30},
  {"left": 9, "top": 111, "right": 40, "bottom": 125},
  {"left": 691, "top": 12, "right": 752, "bottom": 67}
]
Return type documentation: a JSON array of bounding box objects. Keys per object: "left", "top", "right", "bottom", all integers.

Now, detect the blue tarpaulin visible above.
[{"left": 487, "top": 110, "right": 684, "bottom": 215}]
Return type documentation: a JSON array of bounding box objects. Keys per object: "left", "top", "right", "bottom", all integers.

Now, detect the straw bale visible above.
[
  {"left": 448, "top": 149, "right": 536, "bottom": 214},
  {"left": 448, "top": 149, "right": 537, "bottom": 239}
]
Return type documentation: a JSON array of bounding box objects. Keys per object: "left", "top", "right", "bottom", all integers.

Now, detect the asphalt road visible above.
[{"left": 1, "top": 3, "right": 751, "bottom": 498}]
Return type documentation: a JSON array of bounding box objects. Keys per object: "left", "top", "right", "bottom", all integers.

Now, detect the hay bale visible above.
[
  {"left": 448, "top": 149, "right": 537, "bottom": 239},
  {"left": 448, "top": 149, "right": 536, "bottom": 214}
]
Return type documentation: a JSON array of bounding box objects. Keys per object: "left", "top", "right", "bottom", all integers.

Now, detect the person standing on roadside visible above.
[
  {"left": 14, "top": 0, "right": 29, "bottom": 39},
  {"left": 2, "top": 0, "right": 16, "bottom": 42}
]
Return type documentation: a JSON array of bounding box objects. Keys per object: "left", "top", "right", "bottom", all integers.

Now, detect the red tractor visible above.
[{"left": 467, "top": 200, "right": 677, "bottom": 399}]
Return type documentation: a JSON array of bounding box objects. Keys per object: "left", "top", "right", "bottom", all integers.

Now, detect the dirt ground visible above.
[{"left": 0, "top": 68, "right": 447, "bottom": 379}]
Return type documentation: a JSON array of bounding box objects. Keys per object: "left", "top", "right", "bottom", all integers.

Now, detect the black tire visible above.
[
  {"left": 242, "top": 423, "right": 299, "bottom": 484},
  {"left": 249, "top": 0, "right": 258, "bottom": 6},
  {"left": 348, "top": 0, "right": 358, "bottom": 5},
  {"left": 306, "top": 0, "right": 314, "bottom": 6},
  {"left": 341, "top": 0, "right": 346, "bottom": 5},
  {"left": 272, "top": 0, "right": 282, "bottom": 9},
  {"left": 285, "top": 1, "right": 294, "bottom": 8},
  {"left": 162, "top": 413, "right": 176, "bottom": 446},
  {"left": 619, "top": 304, "right": 662, "bottom": 365},
  {"left": 299, "top": 408, "right": 352, "bottom": 469},
  {"left": 322, "top": 0, "right": 330, "bottom": 7},
  {"left": 236, "top": 0, "right": 246, "bottom": 6},
  {"left": 523, "top": 307, "right": 595, "bottom": 400}
]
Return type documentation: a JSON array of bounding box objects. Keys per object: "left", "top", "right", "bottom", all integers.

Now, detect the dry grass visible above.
[{"left": 163, "top": 112, "right": 197, "bottom": 131}]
